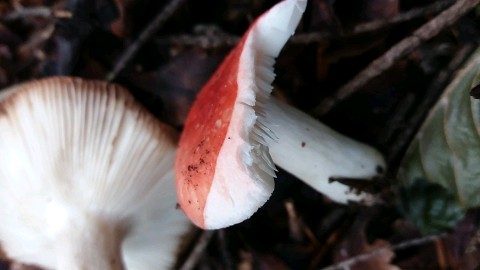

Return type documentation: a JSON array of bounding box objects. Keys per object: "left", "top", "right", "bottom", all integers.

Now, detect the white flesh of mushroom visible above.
[
  {"left": 238, "top": 0, "right": 385, "bottom": 203},
  {"left": 0, "top": 77, "right": 191, "bottom": 270},
  {"left": 201, "top": 0, "right": 308, "bottom": 229}
]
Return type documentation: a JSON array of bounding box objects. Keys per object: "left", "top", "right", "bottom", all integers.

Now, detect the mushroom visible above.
[
  {"left": 0, "top": 77, "right": 191, "bottom": 269},
  {"left": 175, "top": 0, "right": 385, "bottom": 230}
]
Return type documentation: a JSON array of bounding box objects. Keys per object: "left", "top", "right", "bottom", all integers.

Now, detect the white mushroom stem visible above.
[
  {"left": 263, "top": 97, "right": 385, "bottom": 203},
  {"left": 232, "top": 0, "right": 384, "bottom": 203}
]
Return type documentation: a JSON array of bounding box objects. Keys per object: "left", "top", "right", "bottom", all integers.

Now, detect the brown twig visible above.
[
  {"left": 435, "top": 239, "right": 448, "bottom": 269},
  {"left": 157, "top": 0, "right": 454, "bottom": 48},
  {"left": 378, "top": 93, "right": 416, "bottom": 146},
  {"left": 238, "top": 251, "right": 254, "bottom": 270},
  {"left": 17, "top": 24, "right": 55, "bottom": 59},
  {"left": 312, "top": 0, "right": 480, "bottom": 117},
  {"left": 217, "top": 230, "right": 235, "bottom": 270},
  {"left": 106, "top": 0, "right": 187, "bottom": 81},
  {"left": 285, "top": 200, "right": 305, "bottom": 242},
  {"left": 307, "top": 209, "right": 348, "bottom": 269},
  {"left": 352, "top": 0, "right": 454, "bottom": 34},
  {"left": 2, "top": 7, "right": 71, "bottom": 21},
  {"left": 157, "top": 33, "right": 240, "bottom": 49},
  {"left": 293, "top": 0, "right": 454, "bottom": 44},
  {"left": 308, "top": 228, "right": 344, "bottom": 270},
  {"left": 179, "top": 230, "right": 215, "bottom": 270},
  {"left": 466, "top": 226, "right": 480, "bottom": 253},
  {"left": 320, "top": 233, "right": 448, "bottom": 270},
  {"left": 387, "top": 44, "right": 474, "bottom": 163}
]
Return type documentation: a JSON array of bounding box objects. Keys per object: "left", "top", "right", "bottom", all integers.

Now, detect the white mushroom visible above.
[
  {"left": 175, "top": 0, "right": 385, "bottom": 229},
  {"left": 0, "top": 77, "right": 191, "bottom": 269}
]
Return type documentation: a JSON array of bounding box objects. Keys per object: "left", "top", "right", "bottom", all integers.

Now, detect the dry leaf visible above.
[
  {"left": 334, "top": 213, "right": 399, "bottom": 270},
  {"left": 130, "top": 49, "right": 224, "bottom": 127}
]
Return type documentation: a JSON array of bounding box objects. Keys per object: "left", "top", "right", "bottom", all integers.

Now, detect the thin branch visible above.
[
  {"left": 293, "top": 0, "right": 454, "bottom": 44},
  {"left": 434, "top": 239, "right": 448, "bottom": 269},
  {"left": 312, "top": 0, "right": 480, "bottom": 117},
  {"left": 387, "top": 44, "right": 474, "bottom": 163},
  {"left": 106, "top": 0, "right": 187, "bottom": 81},
  {"left": 157, "top": 0, "right": 454, "bottom": 48},
  {"left": 217, "top": 230, "right": 235, "bottom": 270},
  {"left": 2, "top": 7, "right": 71, "bottom": 21},
  {"left": 378, "top": 93, "right": 416, "bottom": 147},
  {"left": 466, "top": 226, "right": 480, "bottom": 253},
  {"left": 352, "top": 0, "right": 454, "bottom": 34},
  {"left": 157, "top": 33, "right": 240, "bottom": 49},
  {"left": 320, "top": 233, "right": 448, "bottom": 270},
  {"left": 17, "top": 24, "right": 55, "bottom": 59},
  {"left": 179, "top": 230, "right": 215, "bottom": 270}
]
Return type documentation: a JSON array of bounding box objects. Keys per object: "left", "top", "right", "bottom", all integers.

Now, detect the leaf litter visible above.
[{"left": 2, "top": 0, "right": 480, "bottom": 269}]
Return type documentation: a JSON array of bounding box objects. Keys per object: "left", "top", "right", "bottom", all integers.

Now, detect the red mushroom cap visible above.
[{"left": 175, "top": 0, "right": 307, "bottom": 229}]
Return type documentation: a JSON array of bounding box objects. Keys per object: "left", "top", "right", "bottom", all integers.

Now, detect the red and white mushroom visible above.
[
  {"left": 175, "top": 0, "right": 386, "bottom": 229},
  {"left": 0, "top": 77, "right": 191, "bottom": 270}
]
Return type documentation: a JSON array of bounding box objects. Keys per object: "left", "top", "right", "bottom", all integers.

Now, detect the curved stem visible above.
[{"left": 264, "top": 98, "right": 385, "bottom": 203}]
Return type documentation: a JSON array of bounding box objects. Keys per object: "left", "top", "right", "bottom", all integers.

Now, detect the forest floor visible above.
[{"left": 1, "top": 0, "right": 480, "bottom": 269}]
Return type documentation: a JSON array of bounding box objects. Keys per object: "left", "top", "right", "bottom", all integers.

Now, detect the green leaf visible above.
[
  {"left": 398, "top": 47, "right": 480, "bottom": 233},
  {"left": 398, "top": 178, "right": 465, "bottom": 235}
]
